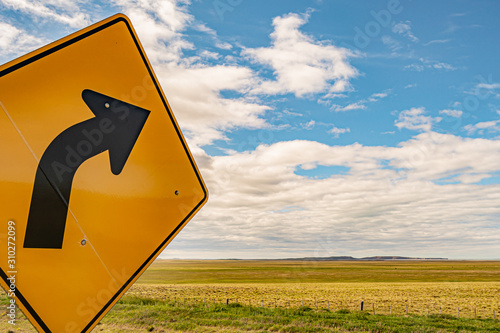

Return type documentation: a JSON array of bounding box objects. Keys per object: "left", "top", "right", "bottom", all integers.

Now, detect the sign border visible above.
[{"left": 0, "top": 13, "right": 208, "bottom": 332}]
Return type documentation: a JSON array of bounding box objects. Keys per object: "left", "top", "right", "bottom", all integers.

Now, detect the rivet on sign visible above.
[
  {"left": 81, "top": 239, "right": 87, "bottom": 246},
  {"left": 175, "top": 190, "right": 179, "bottom": 196},
  {"left": 104, "top": 102, "right": 110, "bottom": 109}
]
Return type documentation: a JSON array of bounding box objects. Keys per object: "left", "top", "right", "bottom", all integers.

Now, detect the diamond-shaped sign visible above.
[{"left": 0, "top": 14, "right": 208, "bottom": 332}]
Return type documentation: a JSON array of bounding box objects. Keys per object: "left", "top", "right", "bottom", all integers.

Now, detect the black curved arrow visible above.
[{"left": 23, "top": 89, "right": 150, "bottom": 249}]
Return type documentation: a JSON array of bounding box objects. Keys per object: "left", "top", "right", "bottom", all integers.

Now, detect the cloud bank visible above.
[{"left": 181, "top": 132, "right": 500, "bottom": 259}]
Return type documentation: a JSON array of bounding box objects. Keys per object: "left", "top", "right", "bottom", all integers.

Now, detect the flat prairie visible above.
[
  {"left": 1, "top": 260, "right": 499, "bottom": 332},
  {"left": 129, "top": 260, "right": 500, "bottom": 318},
  {"left": 136, "top": 259, "right": 500, "bottom": 284}
]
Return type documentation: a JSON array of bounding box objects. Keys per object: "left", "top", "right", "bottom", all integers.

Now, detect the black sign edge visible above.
[{"left": 0, "top": 14, "right": 208, "bottom": 333}]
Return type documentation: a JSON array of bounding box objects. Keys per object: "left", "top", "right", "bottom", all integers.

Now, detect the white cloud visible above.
[
  {"left": 477, "top": 83, "right": 500, "bottom": 90},
  {"left": 105, "top": 5, "right": 350, "bottom": 148},
  {"left": 439, "top": 109, "right": 463, "bottom": 118},
  {"left": 405, "top": 58, "right": 456, "bottom": 72},
  {"left": 181, "top": 133, "right": 500, "bottom": 259},
  {"left": 381, "top": 35, "right": 401, "bottom": 51},
  {"left": 199, "top": 50, "right": 220, "bottom": 60},
  {"left": 0, "top": 0, "right": 90, "bottom": 28},
  {"left": 332, "top": 102, "right": 366, "bottom": 112},
  {"left": 424, "top": 39, "right": 451, "bottom": 46},
  {"left": 468, "top": 81, "right": 500, "bottom": 100},
  {"left": 328, "top": 125, "right": 350, "bottom": 138},
  {"left": 392, "top": 21, "right": 419, "bottom": 42},
  {"left": 109, "top": 0, "right": 270, "bottom": 147},
  {"left": 405, "top": 63, "right": 424, "bottom": 72},
  {"left": 331, "top": 90, "right": 390, "bottom": 112},
  {"left": 464, "top": 120, "right": 500, "bottom": 135},
  {"left": 454, "top": 173, "right": 491, "bottom": 184},
  {"left": 242, "top": 12, "right": 358, "bottom": 98},
  {"left": 118, "top": 9, "right": 361, "bottom": 147},
  {"left": 302, "top": 120, "right": 316, "bottom": 130},
  {"left": 0, "top": 21, "right": 46, "bottom": 60},
  {"left": 157, "top": 64, "right": 269, "bottom": 147},
  {"left": 216, "top": 41, "right": 233, "bottom": 50},
  {"left": 112, "top": 0, "right": 195, "bottom": 64},
  {"left": 432, "top": 61, "right": 456, "bottom": 70},
  {"left": 368, "top": 91, "right": 389, "bottom": 102},
  {"left": 395, "top": 107, "right": 441, "bottom": 132}
]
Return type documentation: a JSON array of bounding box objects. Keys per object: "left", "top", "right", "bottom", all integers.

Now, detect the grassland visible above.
[
  {"left": 1, "top": 295, "right": 499, "bottom": 332},
  {"left": 75, "top": 296, "right": 500, "bottom": 332},
  {"left": 1, "top": 260, "right": 499, "bottom": 332},
  {"left": 131, "top": 260, "right": 500, "bottom": 318},
  {"left": 136, "top": 260, "right": 500, "bottom": 284},
  {"left": 129, "top": 281, "right": 499, "bottom": 318}
]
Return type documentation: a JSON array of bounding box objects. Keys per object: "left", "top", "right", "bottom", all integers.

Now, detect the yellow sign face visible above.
[{"left": 0, "top": 14, "right": 208, "bottom": 332}]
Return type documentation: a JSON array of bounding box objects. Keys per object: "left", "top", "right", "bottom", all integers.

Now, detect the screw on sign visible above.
[{"left": 0, "top": 14, "right": 208, "bottom": 333}]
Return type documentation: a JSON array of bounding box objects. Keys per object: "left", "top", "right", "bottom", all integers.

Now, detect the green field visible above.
[{"left": 1, "top": 260, "right": 499, "bottom": 332}]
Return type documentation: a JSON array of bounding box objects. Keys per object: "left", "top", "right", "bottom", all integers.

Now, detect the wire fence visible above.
[{"left": 165, "top": 296, "right": 498, "bottom": 320}]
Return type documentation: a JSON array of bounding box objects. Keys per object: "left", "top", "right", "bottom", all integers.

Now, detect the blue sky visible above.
[{"left": 1, "top": 0, "right": 500, "bottom": 259}]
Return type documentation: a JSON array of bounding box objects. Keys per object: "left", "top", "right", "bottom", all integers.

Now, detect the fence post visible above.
[
  {"left": 288, "top": 301, "right": 290, "bottom": 309},
  {"left": 316, "top": 300, "right": 318, "bottom": 310},
  {"left": 327, "top": 300, "right": 330, "bottom": 311},
  {"left": 457, "top": 307, "right": 460, "bottom": 318},
  {"left": 226, "top": 299, "right": 229, "bottom": 305},
  {"left": 372, "top": 303, "right": 375, "bottom": 315},
  {"left": 360, "top": 300, "right": 364, "bottom": 311},
  {"left": 405, "top": 304, "right": 408, "bottom": 314},
  {"left": 275, "top": 298, "right": 277, "bottom": 309},
  {"left": 426, "top": 305, "right": 429, "bottom": 316},
  {"left": 261, "top": 300, "right": 264, "bottom": 307}
]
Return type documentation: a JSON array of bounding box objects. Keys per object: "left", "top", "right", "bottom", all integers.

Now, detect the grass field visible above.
[
  {"left": 131, "top": 260, "right": 500, "bottom": 318},
  {"left": 1, "top": 294, "right": 499, "bottom": 332},
  {"left": 136, "top": 260, "right": 500, "bottom": 284},
  {"left": 1, "top": 260, "right": 499, "bottom": 332}
]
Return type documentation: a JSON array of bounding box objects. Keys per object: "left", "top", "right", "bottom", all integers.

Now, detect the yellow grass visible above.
[
  {"left": 128, "top": 259, "right": 500, "bottom": 319},
  {"left": 128, "top": 281, "right": 500, "bottom": 318}
]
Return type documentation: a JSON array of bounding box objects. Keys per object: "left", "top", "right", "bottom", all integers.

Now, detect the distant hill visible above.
[{"left": 281, "top": 256, "right": 448, "bottom": 261}]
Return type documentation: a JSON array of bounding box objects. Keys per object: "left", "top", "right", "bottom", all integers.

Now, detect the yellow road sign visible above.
[{"left": 0, "top": 14, "right": 208, "bottom": 332}]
